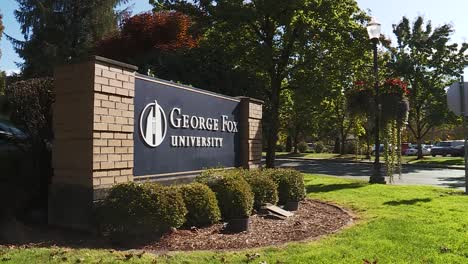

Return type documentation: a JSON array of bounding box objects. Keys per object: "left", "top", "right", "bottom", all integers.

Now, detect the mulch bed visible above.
[
  {"left": 1, "top": 199, "right": 352, "bottom": 251},
  {"left": 142, "top": 199, "right": 353, "bottom": 251}
]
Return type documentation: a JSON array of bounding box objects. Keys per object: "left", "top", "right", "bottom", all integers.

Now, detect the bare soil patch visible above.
[{"left": 143, "top": 199, "right": 352, "bottom": 251}]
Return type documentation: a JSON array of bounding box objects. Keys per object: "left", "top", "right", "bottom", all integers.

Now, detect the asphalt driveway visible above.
[{"left": 274, "top": 158, "right": 466, "bottom": 191}]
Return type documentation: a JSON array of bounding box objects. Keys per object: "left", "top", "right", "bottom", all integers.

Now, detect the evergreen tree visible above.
[
  {"left": 0, "top": 11, "right": 4, "bottom": 60},
  {"left": 9, "top": 0, "right": 128, "bottom": 77}
]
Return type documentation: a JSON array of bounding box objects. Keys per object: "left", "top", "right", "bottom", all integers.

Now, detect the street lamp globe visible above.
[{"left": 367, "top": 17, "right": 381, "bottom": 40}]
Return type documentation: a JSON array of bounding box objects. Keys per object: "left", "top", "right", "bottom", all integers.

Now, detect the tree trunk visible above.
[
  {"left": 285, "top": 135, "right": 292, "bottom": 153},
  {"left": 265, "top": 79, "right": 281, "bottom": 168},
  {"left": 293, "top": 130, "right": 299, "bottom": 154},
  {"left": 340, "top": 136, "right": 346, "bottom": 155},
  {"left": 334, "top": 137, "right": 340, "bottom": 153},
  {"left": 417, "top": 137, "right": 423, "bottom": 159},
  {"left": 365, "top": 127, "right": 372, "bottom": 159}
]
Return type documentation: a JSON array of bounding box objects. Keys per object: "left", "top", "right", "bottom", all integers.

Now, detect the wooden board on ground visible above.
[{"left": 263, "top": 204, "right": 294, "bottom": 218}]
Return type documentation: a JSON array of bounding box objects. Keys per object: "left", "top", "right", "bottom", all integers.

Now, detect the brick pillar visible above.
[
  {"left": 239, "top": 97, "right": 263, "bottom": 169},
  {"left": 49, "top": 56, "right": 137, "bottom": 230}
]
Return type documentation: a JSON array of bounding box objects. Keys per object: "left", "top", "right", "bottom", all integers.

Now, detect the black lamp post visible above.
[{"left": 367, "top": 17, "right": 386, "bottom": 184}]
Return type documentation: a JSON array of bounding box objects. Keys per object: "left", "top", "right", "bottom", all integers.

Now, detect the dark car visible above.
[
  {"left": 371, "top": 144, "right": 384, "bottom": 156},
  {"left": 0, "top": 119, "right": 33, "bottom": 215},
  {"left": 430, "top": 141, "right": 463, "bottom": 157},
  {"left": 450, "top": 144, "right": 467, "bottom": 157}
]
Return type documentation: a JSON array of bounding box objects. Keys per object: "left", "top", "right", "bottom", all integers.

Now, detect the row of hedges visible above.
[
  {"left": 97, "top": 168, "right": 305, "bottom": 238},
  {"left": 97, "top": 182, "right": 220, "bottom": 238}
]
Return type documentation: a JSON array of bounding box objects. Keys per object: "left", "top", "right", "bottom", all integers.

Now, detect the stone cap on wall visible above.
[
  {"left": 236, "top": 96, "right": 264, "bottom": 104},
  {"left": 94, "top": 56, "right": 139, "bottom": 71}
]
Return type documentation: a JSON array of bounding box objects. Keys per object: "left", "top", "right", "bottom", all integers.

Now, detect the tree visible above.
[
  {"left": 9, "top": 0, "right": 129, "bottom": 77},
  {"left": 154, "top": 0, "right": 368, "bottom": 167},
  {"left": 97, "top": 11, "right": 199, "bottom": 73},
  {"left": 386, "top": 16, "right": 468, "bottom": 159},
  {"left": 0, "top": 10, "right": 4, "bottom": 59}
]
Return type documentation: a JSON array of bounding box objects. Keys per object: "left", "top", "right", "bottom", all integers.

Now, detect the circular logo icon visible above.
[{"left": 139, "top": 100, "right": 167, "bottom": 147}]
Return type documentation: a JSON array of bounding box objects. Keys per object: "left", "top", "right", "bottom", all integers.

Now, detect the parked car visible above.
[
  {"left": 430, "top": 141, "right": 464, "bottom": 157},
  {"left": 401, "top": 143, "right": 413, "bottom": 155},
  {"left": 0, "top": 119, "right": 33, "bottom": 216},
  {"left": 404, "top": 145, "right": 431, "bottom": 156},
  {"left": 450, "top": 144, "right": 467, "bottom": 157},
  {"left": 371, "top": 144, "right": 384, "bottom": 156}
]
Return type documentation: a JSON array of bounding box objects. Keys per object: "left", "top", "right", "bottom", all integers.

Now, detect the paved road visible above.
[{"left": 274, "top": 158, "right": 466, "bottom": 191}]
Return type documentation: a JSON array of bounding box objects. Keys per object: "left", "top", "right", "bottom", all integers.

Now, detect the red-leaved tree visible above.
[{"left": 97, "top": 11, "right": 199, "bottom": 67}]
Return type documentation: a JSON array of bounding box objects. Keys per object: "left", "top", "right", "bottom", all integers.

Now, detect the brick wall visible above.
[
  {"left": 239, "top": 97, "right": 263, "bottom": 169},
  {"left": 50, "top": 57, "right": 137, "bottom": 230},
  {"left": 92, "top": 61, "right": 135, "bottom": 189}
]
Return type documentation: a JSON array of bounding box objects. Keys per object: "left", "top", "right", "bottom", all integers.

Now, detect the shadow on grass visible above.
[
  {"left": 383, "top": 198, "right": 432, "bottom": 206},
  {"left": 306, "top": 183, "right": 366, "bottom": 193}
]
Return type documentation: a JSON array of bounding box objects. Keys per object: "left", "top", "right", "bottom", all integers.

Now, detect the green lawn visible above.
[
  {"left": 2, "top": 175, "right": 467, "bottom": 263},
  {"left": 406, "top": 156, "right": 464, "bottom": 166}
]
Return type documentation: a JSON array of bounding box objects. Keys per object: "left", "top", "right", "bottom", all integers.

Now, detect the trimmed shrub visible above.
[
  {"left": 244, "top": 170, "right": 278, "bottom": 210},
  {"left": 96, "top": 183, "right": 156, "bottom": 236},
  {"left": 266, "top": 169, "right": 306, "bottom": 204},
  {"left": 313, "top": 141, "right": 326, "bottom": 153},
  {"left": 297, "top": 142, "right": 309, "bottom": 153},
  {"left": 179, "top": 183, "right": 221, "bottom": 227},
  {"left": 97, "top": 182, "right": 187, "bottom": 237},
  {"left": 196, "top": 169, "right": 253, "bottom": 220},
  {"left": 146, "top": 183, "right": 187, "bottom": 230}
]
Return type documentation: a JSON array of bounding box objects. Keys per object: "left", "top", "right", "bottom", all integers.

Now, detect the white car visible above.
[{"left": 405, "top": 145, "right": 431, "bottom": 156}]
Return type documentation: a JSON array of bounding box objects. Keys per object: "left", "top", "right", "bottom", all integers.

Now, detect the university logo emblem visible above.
[{"left": 139, "top": 100, "right": 167, "bottom": 147}]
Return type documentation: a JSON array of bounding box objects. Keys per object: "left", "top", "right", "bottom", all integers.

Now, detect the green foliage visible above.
[
  {"left": 244, "top": 170, "right": 278, "bottom": 210},
  {"left": 154, "top": 0, "right": 370, "bottom": 167},
  {"left": 179, "top": 183, "right": 221, "bottom": 227},
  {"left": 196, "top": 169, "right": 253, "bottom": 219},
  {"left": 5, "top": 78, "right": 54, "bottom": 140},
  {"left": 96, "top": 183, "right": 157, "bottom": 236},
  {"left": 97, "top": 182, "right": 187, "bottom": 237},
  {"left": 297, "top": 142, "right": 309, "bottom": 153},
  {"left": 0, "top": 71, "right": 6, "bottom": 95},
  {"left": 386, "top": 16, "right": 468, "bottom": 158},
  {"left": 11, "top": 0, "right": 129, "bottom": 77},
  {"left": 313, "top": 141, "right": 326, "bottom": 153},
  {"left": 266, "top": 169, "right": 305, "bottom": 204}
]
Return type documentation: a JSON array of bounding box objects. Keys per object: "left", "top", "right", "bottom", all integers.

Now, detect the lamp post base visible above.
[{"left": 370, "top": 163, "right": 386, "bottom": 184}]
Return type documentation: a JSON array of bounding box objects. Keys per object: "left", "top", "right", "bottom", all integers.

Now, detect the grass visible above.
[
  {"left": 407, "top": 156, "right": 464, "bottom": 166},
  {"left": 2, "top": 175, "right": 467, "bottom": 263}
]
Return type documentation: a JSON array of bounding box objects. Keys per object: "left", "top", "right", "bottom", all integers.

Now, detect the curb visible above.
[{"left": 280, "top": 156, "right": 465, "bottom": 170}]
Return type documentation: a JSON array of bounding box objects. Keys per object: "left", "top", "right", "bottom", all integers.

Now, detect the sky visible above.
[
  {"left": 0, "top": 0, "right": 153, "bottom": 74},
  {"left": 1, "top": 0, "right": 468, "bottom": 76}
]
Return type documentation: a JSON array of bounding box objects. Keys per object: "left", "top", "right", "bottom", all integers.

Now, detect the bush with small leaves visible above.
[
  {"left": 179, "top": 183, "right": 221, "bottom": 227},
  {"left": 265, "top": 169, "right": 306, "bottom": 204},
  {"left": 146, "top": 183, "right": 187, "bottom": 230},
  {"left": 96, "top": 182, "right": 187, "bottom": 238},
  {"left": 313, "top": 141, "right": 326, "bottom": 153},
  {"left": 244, "top": 170, "right": 278, "bottom": 210},
  {"left": 96, "top": 182, "right": 157, "bottom": 237},
  {"left": 196, "top": 169, "right": 253, "bottom": 220},
  {"left": 297, "top": 142, "right": 309, "bottom": 153}
]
